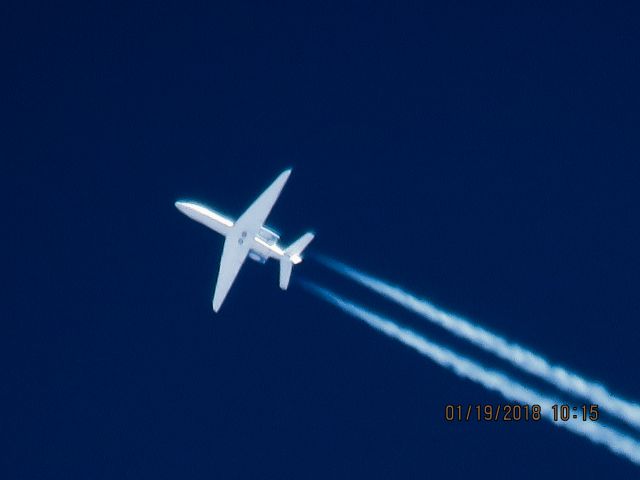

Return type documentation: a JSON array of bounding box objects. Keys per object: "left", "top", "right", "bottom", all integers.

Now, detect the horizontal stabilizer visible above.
[
  {"left": 285, "top": 232, "right": 315, "bottom": 264},
  {"left": 279, "top": 259, "right": 293, "bottom": 290},
  {"left": 279, "top": 232, "right": 315, "bottom": 290}
]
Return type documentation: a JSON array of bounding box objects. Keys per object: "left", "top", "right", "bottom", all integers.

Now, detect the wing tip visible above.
[
  {"left": 212, "top": 299, "right": 221, "bottom": 313},
  {"left": 280, "top": 168, "right": 293, "bottom": 181}
]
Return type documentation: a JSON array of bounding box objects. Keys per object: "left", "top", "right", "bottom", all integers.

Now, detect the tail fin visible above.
[{"left": 279, "top": 232, "right": 315, "bottom": 289}]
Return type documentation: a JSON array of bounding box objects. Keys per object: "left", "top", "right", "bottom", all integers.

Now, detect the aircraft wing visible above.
[
  {"left": 235, "top": 169, "right": 291, "bottom": 231},
  {"left": 212, "top": 236, "right": 250, "bottom": 312},
  {"left": 211, "top": 169, "right": 292, "bottom": 312}
]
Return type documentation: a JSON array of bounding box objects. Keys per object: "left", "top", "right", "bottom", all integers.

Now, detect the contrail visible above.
[
  {"left": 316, "top": 255, "right": 640, "bottom": 431},
  {"left": 300, "top": 279, "right": 640, "bottom": 467}
]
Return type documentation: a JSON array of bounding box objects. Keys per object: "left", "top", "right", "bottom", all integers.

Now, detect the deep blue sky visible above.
[{"left": 5, "top": 1, "right": 640, "bottom": 478}]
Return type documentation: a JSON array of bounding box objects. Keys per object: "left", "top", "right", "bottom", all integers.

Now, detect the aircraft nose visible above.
[{"left": 175, "top": 201, "right": 190, "bottom": 213}]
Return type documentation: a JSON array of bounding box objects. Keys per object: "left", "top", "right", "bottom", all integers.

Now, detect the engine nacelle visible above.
[
  {"left": 257, "top": 226, "right": 280, "bottom": 245},
  {"left": 248, "top": 250, "right": 268, "bottom": 264}
]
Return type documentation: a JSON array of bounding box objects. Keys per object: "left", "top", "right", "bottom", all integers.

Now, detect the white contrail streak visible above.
[
  {"left": 300, "top": 280, "right": 640, "bottom": 467},
  {"left": 316, "top": 255, "right": 640, "bottom": 430}
]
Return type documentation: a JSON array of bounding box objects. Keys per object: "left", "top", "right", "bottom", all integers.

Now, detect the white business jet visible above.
[{"left": 175, "top": 169, "right": 314, "bottom": 312}]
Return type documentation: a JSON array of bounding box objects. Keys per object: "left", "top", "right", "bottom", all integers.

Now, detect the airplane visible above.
[{"left": 175, "top": 169, "right": 314, "bottom": 312}]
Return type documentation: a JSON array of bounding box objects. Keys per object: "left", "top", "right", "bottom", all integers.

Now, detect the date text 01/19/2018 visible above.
[{"left": 444, "top": 404, "right": 600, "bottom": 422}]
